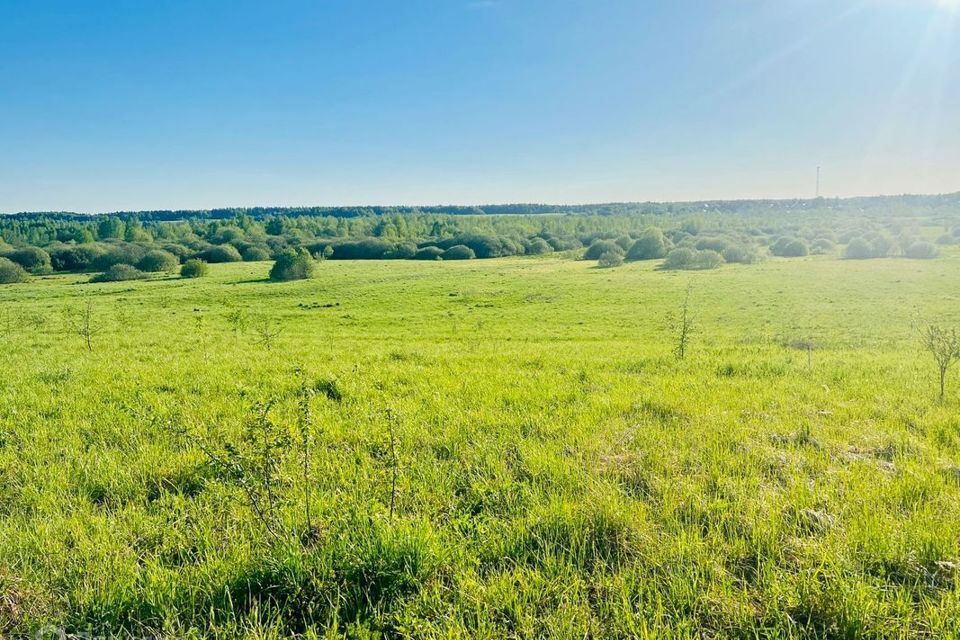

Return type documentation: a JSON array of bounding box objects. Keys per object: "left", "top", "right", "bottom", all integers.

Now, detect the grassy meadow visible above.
[{"left": 2, "top": 252, "right": 960, "bottom": 638}]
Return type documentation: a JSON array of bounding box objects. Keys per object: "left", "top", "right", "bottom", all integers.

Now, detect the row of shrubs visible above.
[
  {"left": 87, "top": 259, "right": 210, "bottom": 283},
  {"left": 2, "top": 248, "right": 319, "bottom": 285},
  {"left": 0, "top": 242, "right": 248, "bottom": 276},
  {"left": 0, "top": 224, "right": 948, "bottom": 282},
  {"left": 0, "top": 232, "right": 577, "bottom": 278},
  {"left": 584, "top": 227, "right": 942, "bottom": 270},
  {"left": 304, "top": 234, "right": 569, "bottom": 261},
  {"left": 585, "top": 228, "right": 761, "bottom": 270}
]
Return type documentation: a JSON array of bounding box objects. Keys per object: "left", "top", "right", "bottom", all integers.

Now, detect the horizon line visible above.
[{"left": 3, "top": 189, "right": 959, "bottom": 217}]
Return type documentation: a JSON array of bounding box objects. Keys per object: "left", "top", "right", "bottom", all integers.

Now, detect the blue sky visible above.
[{"left": 1, "top": 0, "right": 958, "bottom": 212}]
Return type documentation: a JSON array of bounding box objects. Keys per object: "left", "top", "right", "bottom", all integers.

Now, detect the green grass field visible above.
[{"left": 3, "top": 253, "right": 960, "bottom": 638}]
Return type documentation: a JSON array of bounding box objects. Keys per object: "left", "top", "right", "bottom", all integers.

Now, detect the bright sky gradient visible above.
[{"left": 1, "top": 0, "right": 958, "bottom": 213}]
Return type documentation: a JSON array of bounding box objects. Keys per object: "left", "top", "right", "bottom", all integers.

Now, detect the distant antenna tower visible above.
[{"left": 816, "top": 166, "right": 821, "bottom": 198}]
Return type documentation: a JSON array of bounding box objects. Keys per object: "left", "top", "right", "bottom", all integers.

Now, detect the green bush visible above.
[
  {"left": 198, "top": 244, "right": 242, "bottom": 263},
  {"left": 695, "top": 237, "right": 731, "bottom": 253},
  {"left": 7, "top": 247, "right": 52, "bottom": 274},
  {"left": 242, "top": 246, "right": 272, "bottom": 262},
  {"left": 771, "top": 238, "right": 808, "bottom": 257},
  {"left": 93, "top": 242, "right": 148, "bottom": 270},
  {"left": 584, "top": 239, "right": 621, "bottom": 261},
  {"left": 414, "top": 246, "right": 444, "bottom": 260},
  {"left": 810, "top": 238, "right": 836, "bottom": 254},
  {"left": 525, "top": 237, "right": 554, "bottom": 255},
  {"left": 721, "top": 244, "right": 761, "bottom": 264},
  {"left": 331, "top": 239, "right": 394, "bottom": 260},
  {"left": 49, "top": 244, "right": 106, "bottom": 272},
  {"left": 442, "top": 245, "right": 476, "bottom": 260},
  {"left": 904, "top": 241, "right": 939, "bottom": 260},
  {"left": 90, "top": 264, "right": 148, "bottom": 283},
  {"left": 181, "top": 259, "right": 209, "bottom": 278},
  {"left": 597, "top": 250, "right": 624, "bottom": 268},
  {"left": 783, "top": 239, "right": 809, "bottom": 257},
  {"left": 386, "top": 242, "right": 418, "bottom": 259},
  {"left": 137, "top": 249, "right": 180, "bottom": 272},
  {"left": 0, "top": 257, "right": 29, "bottom": 284},
  {"left": 662, "top": 248, "right": 724, "bottom": 270},
  {"left": 269, "top": 248, "right": 315, "bottom": 281},
  {"left": 544, "top": 235, "right": 581, "bottom": 251},
  {"left": 160, "top": 243, "right": 192, "bottom": 260},
  {"left": 626, "top": 228, "right": 668, "bottom": 261},
  {"left": 843, "top": 237, "right": 875, "bottom": 260},
  {"left": 441, "top": 233, "right": 507, "bottom": 258}
]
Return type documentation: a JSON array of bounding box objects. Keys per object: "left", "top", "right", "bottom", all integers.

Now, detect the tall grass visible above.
[{"left": 1, "top": 254, "right": 959, "bottom": 637}]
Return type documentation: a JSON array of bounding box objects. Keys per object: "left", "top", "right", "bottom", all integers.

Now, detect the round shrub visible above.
[
  {"left": 598, "top": 250, "right": 624, "bottom": 268},
  {"left": 525, "top": 237, "right": 554, "bottom": 255},
  {"left": 160, "top": 243, "right": 192, "bottom": 260},
  {"left": 386, "top": 242, "right": 417, "bottom": 260},
  {"left": 810, "top": 238, "right": 836, "bottom": 254},
  {"left": 904, "top": 241, "right": 939, "bottom": 260},
  {"left": 500, "top": 237, "right": 524, "bottom": 256},
  {"left": 198, "top": 244, "right": 242, "bottom": 263},
  {"left": 331, "top": 239, "right": 394, "bottom": 260},
  {"left": 584, "top": 239, "right": 621, "bottom": 261},
  {"left": 269, "top": 248, "right": 315, "bottom": 282},
  {"left": 694, "top": 249, "right": 724, "bottom": 269},
  {"left": 49, "top": 244, "right": 106, "bottom": 272},
  {"left": 181, "top": 259, "right": 209, "bottom": 278},
  {"left": 695, "top": 237, "right": 731, "bottom": 253},
  {"left": 446, "top": 233, "right": 506, "bottom": 258},
  {"left": 0, "top": 257, "right": 29, "bottom": 284},
  {"left": 93, "top": 243, "right": 148, "bottom": 270},
  {"left": 771, "top": 238, "right": 808, "bottom": 257},
  {"left": 662, "top": 248, "right": 724, "bottom": 271},
  {"left": 242, "top": 246, "right": 272, "bottom": 262},
  {"left": 210, "top": 225, "right": 245, "bottom": 245},
  {"left": 626, "top": 228, "right": 668, "bottom": 261},
  {"left": 843, "top": 237, "right": 875, "bottom": 260},
  {"left": 544, "top": 235, "right": 581, "bottom": 251},
  {"left": 663, "top": 247, "right": 697, "bottom": 270},
  {"left": 769, "top": 237, "right": 791, "bottom": 256},
  {"left": 414, "top": 246, "right": 444, "bottom": 260},
  {"left": 443, "top": 245, "right": 476, "bottom": 260},
  {"left": 783, "top": 239, "right": 809, "bottom": 257},
  {"left": 90, "top": 264, "right": 147, "bottom": 283},
  {"left": 137, "top": 249, "right": 180, "bottom": 272},
  {"left": 721, "top": 244, "right": 761, "bottom": 264},
  {"left": 7, "top": 247, "right": 52, "bottom": 274}
]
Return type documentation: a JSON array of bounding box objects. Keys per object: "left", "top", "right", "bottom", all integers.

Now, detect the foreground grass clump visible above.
[{"left": 2, "top": 254, "right": 960, "bottom": 637}]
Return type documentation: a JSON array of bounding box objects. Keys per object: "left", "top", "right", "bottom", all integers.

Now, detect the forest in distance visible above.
[{"left": 1, "top": 193, "right": 959, "bottom": 285}]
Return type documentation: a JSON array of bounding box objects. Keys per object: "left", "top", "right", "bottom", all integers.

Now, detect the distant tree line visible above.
[{"left": 0, "top": 193, "right": 956, "bottom": 282}]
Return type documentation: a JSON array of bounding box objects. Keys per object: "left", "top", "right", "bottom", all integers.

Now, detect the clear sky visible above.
[{"left": 1, "top": 0, "right": 958, "bottom": 213}]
